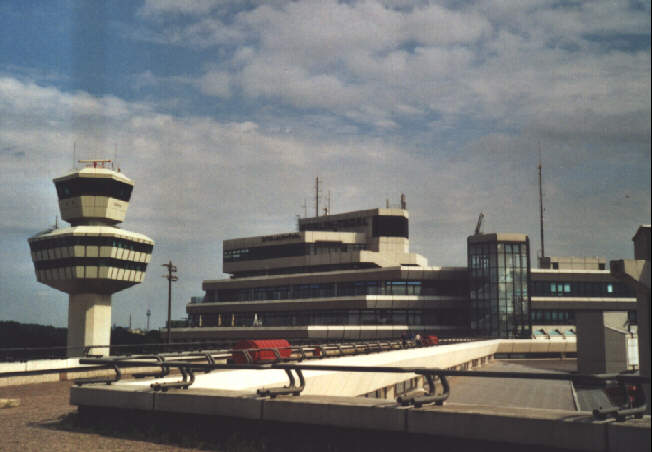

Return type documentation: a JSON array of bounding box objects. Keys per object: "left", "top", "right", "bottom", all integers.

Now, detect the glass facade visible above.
[
  {"left": 468, "top": 237, "right": 531, "bottom": 338},
  {"left": 204, "top": 279, "right": 467, "bottom": 302},
  {"left": 224, "top": 242, "right": 366, "bottom": 262}
]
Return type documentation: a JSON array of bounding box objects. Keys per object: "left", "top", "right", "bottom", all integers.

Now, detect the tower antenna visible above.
[{"left": 538, "top": 144, "right": 545, "bottom": 266}]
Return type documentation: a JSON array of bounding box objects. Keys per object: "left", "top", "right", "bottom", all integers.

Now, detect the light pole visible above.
[{"left": 162, "top": 261, "right": 178, "bottom": 344}]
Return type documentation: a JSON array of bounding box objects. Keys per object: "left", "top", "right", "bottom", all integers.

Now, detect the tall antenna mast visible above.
[
  {"left": 538, "top": 145, "right": 545, "bottom": 264},
  {"left": 327, "top": 190, "right": 331, "bottom": 215},
  {"left": 315, "top": 177, "right": 320, "bottom": 217},
  {"left": 73, "top": 142, "right": 77, "bottom": 170}
]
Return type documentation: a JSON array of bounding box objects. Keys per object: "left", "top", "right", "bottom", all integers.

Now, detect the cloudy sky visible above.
[{"left": 0, "top": 0, "right": 649, "bottom": 331}]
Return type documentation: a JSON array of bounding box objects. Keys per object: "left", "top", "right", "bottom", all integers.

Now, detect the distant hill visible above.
[
  {"left": 0, "top": 320, "right": 66, "bottom": 348},
  {"left": 0, "top": 321, "right": 161, "bottom": 361}
]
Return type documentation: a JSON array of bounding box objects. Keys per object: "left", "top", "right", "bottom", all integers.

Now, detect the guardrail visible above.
[
  {"left": 51, "top": 337, "right": 645, "bottom": 423},
  {"left": 4, "top": 338, "right": 643, "bottom": 421},
  {"left": 0, "top": 337, "right": 472, "bottom": 362},
  {"left": 74, "top": 353, "right": 649, "bottom": 421},
  {"left": 0, "top": 341, "right": 234, "bottom": 362},
  {"left": 0, "top": 338, "right": 438, "bottom": 379}
]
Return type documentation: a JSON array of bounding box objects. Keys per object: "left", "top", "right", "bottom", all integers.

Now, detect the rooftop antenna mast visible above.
[
  {"left": 326, "top": 190, "right": 331, "bottom": 216},
  {"left": 315, "top": 177, "right": 320, "bottom": 217},
  {"left": 538, "top": 145, "right": 545, "bottom": 265}
]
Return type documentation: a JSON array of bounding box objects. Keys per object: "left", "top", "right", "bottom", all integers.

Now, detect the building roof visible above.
[
  {"left": 467, "top": 232, "right": 528, "bottom": 243},
  {"left": 53, "top": 167, "right": 133, "bottom": 185},
  {"left": 29, "top": 225, "right": 154, "bottom": 244}
]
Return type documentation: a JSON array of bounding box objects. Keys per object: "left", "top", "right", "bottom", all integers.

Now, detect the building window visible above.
[{"left": 531, "top": 310, "right": 575, "bottom": 325}]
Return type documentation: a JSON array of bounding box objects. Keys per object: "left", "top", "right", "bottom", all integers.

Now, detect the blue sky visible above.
[{"left": 0, "top": 0, "right": 650, "bottom": 330}]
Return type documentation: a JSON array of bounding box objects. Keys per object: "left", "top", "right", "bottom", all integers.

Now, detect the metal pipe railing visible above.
[
  {"left": 4, "top": 339, "right": 645, "bottom": 421},
  {"left": 73, "top": 353, "right": 649, "bottom": 420},
  {"left": 0, "top": 337, "right": 481, "bottom": 362}
]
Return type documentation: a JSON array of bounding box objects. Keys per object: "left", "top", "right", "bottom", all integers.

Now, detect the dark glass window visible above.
[
  {"left": 372, "top": 215, "right": 409, "bottom": 238},
  {"left": 530, "top": 310, "right": 575, "bottom": 325},
  {"left": 33, "top": 257, "right": 148, "bottom": 272},
  {"left": 29, "top": 236, "right": 153, "bottom": 254},
  {"left": 55, "top": 178, "right": 133, "bottom": 202}
]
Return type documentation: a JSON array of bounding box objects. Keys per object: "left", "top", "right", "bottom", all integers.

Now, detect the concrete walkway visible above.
[{"left": 447, "top": 359, "right": 577, "bottom": 411}]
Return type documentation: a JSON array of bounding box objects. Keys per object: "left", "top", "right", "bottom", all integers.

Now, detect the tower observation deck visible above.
[{"left": 28, "top": 160, "right": 154, "bottom": 356}]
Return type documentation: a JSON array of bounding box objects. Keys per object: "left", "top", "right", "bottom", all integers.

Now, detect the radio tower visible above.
[
  {"left": 538, "top": 148, "right": 545, "bottom": 267},
  {"left": 28, "top": 159, "right": 154, "bottom": 356}
]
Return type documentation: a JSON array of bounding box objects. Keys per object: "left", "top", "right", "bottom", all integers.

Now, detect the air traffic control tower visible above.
[{"left": 28, "top": 160, "right": 154, "bottom": 356}]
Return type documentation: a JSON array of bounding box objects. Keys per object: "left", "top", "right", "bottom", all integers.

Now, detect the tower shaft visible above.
[{"left": 67, "top": 293, "right": 111, "bottom": 356}]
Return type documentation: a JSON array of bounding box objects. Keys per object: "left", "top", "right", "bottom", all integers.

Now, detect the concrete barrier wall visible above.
[
  {"left": 105, "top": 340, "right": 501, "bottom": 397},
  {"left": 70, "top": 387, "right": 651, "bottom": 452},
  {"left": 299, "top": 340, "right": 502, "bottom": 397},
  {"left": 0, "top": 358, "right": 175, "bottom": 387},
  {"left": 497, "top": 338, "right": 576, "bottom": 354}
]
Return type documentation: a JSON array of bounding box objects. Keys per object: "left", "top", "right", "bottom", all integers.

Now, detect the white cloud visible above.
[
  {"left": 131, "top": 0, "right": 649, "bottom": 140},
  {"left": 197, "top": 70, "right": 232, "bottom": 97},
  {"left": 138, "top": 0, "right": 223, "bottom": 18}
]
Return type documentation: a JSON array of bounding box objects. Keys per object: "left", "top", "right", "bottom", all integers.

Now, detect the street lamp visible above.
[{"left": 162, "top": 261, "right": 178, "bottom": 344}]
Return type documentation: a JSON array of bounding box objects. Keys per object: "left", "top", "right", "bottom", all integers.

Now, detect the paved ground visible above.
[
  {"left": 0, "top": 359, "right": 581, "bottom": 452},
  {"left": 0, "top": 381, "right": 225, "bottom": 451},
  {"left": 446, "top": 358, "right": 578, "bottom": 411}
]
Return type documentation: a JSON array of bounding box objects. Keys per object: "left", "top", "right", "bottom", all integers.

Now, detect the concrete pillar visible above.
[
  {"left": 67, "top": 293, "right": 112, "bottom": 357},
  {"left": 610, "top": 224, "right": 650, "bottom": 413},
  {"left": 635, "top": 278, "right": 650, "bottom": 413},
  {"left": 576, "top": 311, "right": 605, "bottom": 374},
  {"left": 576, "top": 311, "right": 631, "bottom": 374}
]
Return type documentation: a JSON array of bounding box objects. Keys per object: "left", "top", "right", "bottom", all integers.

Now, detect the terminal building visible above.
[{"left": 169, "top": 202, "right": 636, "bottom": 343}]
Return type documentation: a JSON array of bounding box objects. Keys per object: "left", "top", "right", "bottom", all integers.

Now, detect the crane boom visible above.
[{"left": 474, "top": 212, "right": 484, "bottom": 235}]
